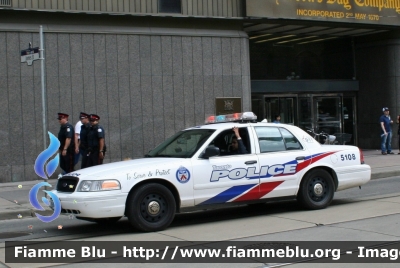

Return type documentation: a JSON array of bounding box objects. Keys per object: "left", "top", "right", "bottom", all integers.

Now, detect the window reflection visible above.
[{"left": 159, "top": 0, "right": 181, "bottom": 13}]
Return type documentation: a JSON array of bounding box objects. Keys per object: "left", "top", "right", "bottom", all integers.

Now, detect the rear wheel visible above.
[
  {"left": 297, "top": 169, "right": 334, "bottom": 210},
  {"left": 127, "top": 183, "right": 176, "bottom": 232}
]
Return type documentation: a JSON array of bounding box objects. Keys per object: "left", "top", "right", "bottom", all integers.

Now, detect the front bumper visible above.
[{"left": 51, "top": 190, "right": 128, "bottom": 218}]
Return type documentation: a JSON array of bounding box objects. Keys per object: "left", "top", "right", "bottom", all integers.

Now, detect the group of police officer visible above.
[{"left": 57, "top": 112, "right": 106, "bottom": 174}]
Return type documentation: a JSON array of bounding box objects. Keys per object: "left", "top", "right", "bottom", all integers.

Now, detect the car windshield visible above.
[{"left": 146, "top": 128, "right": 215, "bottom": 158}]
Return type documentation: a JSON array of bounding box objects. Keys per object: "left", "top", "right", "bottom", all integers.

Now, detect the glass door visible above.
[
  {"left": 264, "top": 97, "right": 279, "bottom": 122},
  {"left": 298, "top": 96, "right": 312, "bottom": 131},
  {"left": 313, "top": 96, "right": 342, "bottom": 135},
  {"left": 341, "top": 97, "right": 356, "bottom": 145},
  {"left": 264, "top": 96, "right": 296, "bottom": 124},
  {"left": 252, "top": 93, "right": 357, "bottom": 145},
  {"left": 281, "top": 98, "right": 295, "bottom": 125}
]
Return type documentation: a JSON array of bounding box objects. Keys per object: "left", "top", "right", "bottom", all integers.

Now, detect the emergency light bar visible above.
[{"left": 205, "top": 112, "right": 257, "bottom": 124}]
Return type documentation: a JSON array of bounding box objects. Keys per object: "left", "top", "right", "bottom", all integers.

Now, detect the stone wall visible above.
[{"left": 0, "top": 14, "right": 251, "bottom": 182}]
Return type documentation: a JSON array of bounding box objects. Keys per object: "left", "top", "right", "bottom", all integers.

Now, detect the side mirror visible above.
[{"left": 203, "top": 146, "right": 220, "bottom": 159}]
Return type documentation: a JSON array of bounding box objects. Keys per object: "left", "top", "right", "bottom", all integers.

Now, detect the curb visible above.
[
  {"left": 0, "top": 208, "right": 34, "bottom": 221},
  {"left": 371, "top": 171, "right": 400, "bottom": 180},
  {"left": 0, "top": 208, "right": 54, "bottom": 221}
]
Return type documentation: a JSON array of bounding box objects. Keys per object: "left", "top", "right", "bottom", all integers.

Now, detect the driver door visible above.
[{"left": 192, "top": 126, "right": 260, "bottom": 205}]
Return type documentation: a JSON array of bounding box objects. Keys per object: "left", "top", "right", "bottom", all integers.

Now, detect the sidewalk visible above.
[
  {"left": 362, "top": 149, "right": 400, "bottom": 179},
  {"left": 0, "top": 149, "right": 399, "bottom": 221},
  {"left": 0, "top": 179, "right": 58, "bottom": 221}
]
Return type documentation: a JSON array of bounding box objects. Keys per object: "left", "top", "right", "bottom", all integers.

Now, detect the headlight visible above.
[{"left": 77, "top": 180, "right": 121, "bottom": 192}]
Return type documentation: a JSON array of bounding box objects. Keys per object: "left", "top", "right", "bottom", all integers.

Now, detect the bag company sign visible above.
[{"left": 246, "top": 0, "right": 400, "bottom": 26}]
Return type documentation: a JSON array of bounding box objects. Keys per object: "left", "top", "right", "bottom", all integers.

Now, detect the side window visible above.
[
  {"left": 209, "top": 130, "right": 231, "bottom": 155},
  {"left": 233, "top": 127, "right": 251, "bottom": 155},
  {"left": 206, "top": 128, "right": 251, "bottom": 156},
  {"left": 280, "top": 128, "right": 303, "bottom": 150},
  {"left": 255, "top": 127, "right": 286, "bottom": 153}
]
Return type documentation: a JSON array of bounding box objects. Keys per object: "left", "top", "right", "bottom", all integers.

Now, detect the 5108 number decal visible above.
[{"left": 341, "top": 154, "right": 356, "bottom": 161}]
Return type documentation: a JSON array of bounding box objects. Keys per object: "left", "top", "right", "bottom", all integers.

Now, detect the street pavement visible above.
[
  {"left": 1, "top": 149, "right": 400, "bottom": 267},
  {"left": 0, "top": 149, "right": 399, "bottom": 221}
]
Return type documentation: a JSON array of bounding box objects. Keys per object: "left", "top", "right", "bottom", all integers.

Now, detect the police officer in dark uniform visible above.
[
  {"left": 75, "top": 112, "right": 90, "bottom": 169},
  {"left": 57, "top": 113, "right": 75, "bottom": 174},
  {"left": 87, "top": 114, "right": 106, "bottom": 167}
]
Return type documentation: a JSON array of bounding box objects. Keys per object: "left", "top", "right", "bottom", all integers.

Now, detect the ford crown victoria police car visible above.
[{"left": 53, "top": 112, "right": 371, "bottom": 232}]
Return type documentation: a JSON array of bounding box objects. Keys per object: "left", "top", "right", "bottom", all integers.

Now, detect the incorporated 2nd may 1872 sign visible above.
[{"left": 246, "top": 0, "right": 400, "bottom": 26}]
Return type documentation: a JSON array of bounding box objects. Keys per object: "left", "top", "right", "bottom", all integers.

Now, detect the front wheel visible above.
[
  {"left": 127, "top": 183, "right": 176, "bottom": 232},
  {"left": 297, "top": 169, "right": 334, "bottom": 210}
]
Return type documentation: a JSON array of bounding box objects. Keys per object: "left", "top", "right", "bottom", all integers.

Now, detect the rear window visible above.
[{"left": 255, "top": 127, "right": 303, "bottom": 153}]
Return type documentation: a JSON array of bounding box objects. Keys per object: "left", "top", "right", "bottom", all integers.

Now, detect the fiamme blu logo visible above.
[{"left": 29, "top": 132, "right": 61, "bottom": 223}]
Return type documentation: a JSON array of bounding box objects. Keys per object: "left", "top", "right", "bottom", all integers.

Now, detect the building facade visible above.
[
  {"left": 0, "top": 0, "right": 250, "bottom": 182},
  {"left": 246, "top": 0, "right": 400, "bottom": 150},
  {"left": 0, "top": 0, "right": 399, "bottom": 182}
]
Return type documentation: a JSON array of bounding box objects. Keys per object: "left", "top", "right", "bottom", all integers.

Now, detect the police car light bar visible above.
[{"left": 205, "top": 112, "right": 257, "bottom": 124}]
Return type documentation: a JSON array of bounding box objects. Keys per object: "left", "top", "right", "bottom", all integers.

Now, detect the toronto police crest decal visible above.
[{"left": 176, "top": 166, "right": 190, "bottom": 184}]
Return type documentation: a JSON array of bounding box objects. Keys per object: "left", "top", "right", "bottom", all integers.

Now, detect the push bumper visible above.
[{"left": 51, "top": 190, "right": 128, "bottom": 218}]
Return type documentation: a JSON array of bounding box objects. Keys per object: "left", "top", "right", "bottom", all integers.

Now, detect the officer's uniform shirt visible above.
[
  {"left": 58, "top": 122, "right": 75, "bottom": 151},
  {"left": 88, "top": 124, "right": 105, "bottom": 149},
  {"left": 74, "top": 121, "right": 83, "bottom": 139},
  {"left": 79, "top": 123, "right": 90, "bottom": 150}
]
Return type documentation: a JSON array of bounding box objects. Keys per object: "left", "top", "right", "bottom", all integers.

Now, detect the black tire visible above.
[
  {"left": 297, "top": 169, "right": 334, "bottom": 210},
  {"left": 127, "top": 183, "right": 176, "bottom": 232}
]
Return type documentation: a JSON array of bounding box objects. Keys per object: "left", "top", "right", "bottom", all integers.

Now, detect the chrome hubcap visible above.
[
  {"left": 314, "top": 183, "right": 323, "bottom": 196},
  {"left": 148, "top": 201, "right": 160, "bottom": 215}
]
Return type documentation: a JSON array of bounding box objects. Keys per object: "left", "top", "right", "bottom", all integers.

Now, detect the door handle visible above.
[
  {"left": 296, "top": 156, "right": 305, "bottom": 160},
  {"left": 245, "top": 160, "right": 257, "bottom": 165}
]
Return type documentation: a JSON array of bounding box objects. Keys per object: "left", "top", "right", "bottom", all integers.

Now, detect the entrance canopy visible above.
[
  {"left": 244, "top": 20, "right": 391, "bottom": 45},
  {"left": 245, "top": 0, "right": 399, "bottom": 45}
]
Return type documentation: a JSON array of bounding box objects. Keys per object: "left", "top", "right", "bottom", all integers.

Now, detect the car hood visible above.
[{"left": 64, "top": 158, "right": 185, "bottom": 179}]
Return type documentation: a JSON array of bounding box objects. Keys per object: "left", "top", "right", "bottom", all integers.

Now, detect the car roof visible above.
[{"left": 185, "top": 122, "right": 299, "bottom": 131}]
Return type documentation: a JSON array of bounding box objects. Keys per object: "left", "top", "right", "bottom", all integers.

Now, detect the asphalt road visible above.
[{"left": 1, "top": 176, "right": 400, "bottom": 243}]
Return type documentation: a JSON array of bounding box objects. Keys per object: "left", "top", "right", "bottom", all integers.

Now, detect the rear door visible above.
[{"left": 251, "top": 126, "right": 310, "bottom": 198}]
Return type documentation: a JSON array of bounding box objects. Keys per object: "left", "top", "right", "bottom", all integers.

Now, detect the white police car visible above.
[{"left": 53, "top": 112, "right": 371, "bottom": 232}]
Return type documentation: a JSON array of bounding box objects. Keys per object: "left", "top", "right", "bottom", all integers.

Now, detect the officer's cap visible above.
[
  {"left": 382, "top": 107, "right": 389, "bottom": 112},
  {"left": 80, "top": 112, "right": 89, "bottom": 119},
  {"left": 89, "top": 114, "right": 100, "bottom": 121},
  {"left": 57, "top": 113, "right": 69, "bottom": 120}
]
